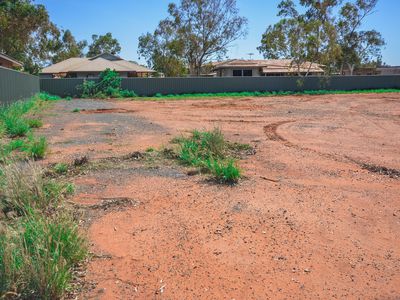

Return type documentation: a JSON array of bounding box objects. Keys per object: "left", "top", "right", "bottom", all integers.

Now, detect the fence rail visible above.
[
  {"left": 40, "top": 75, "right": 400, "bottom": 98},
  {"left": 0, "top": 67, "right": 40, "bottom": 105}
]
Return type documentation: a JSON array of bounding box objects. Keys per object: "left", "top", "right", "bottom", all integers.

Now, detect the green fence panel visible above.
[
  {"left": 40, "top": 75, "right": 400, "bottom": 97},
  {"left": 0, "top": 67, "right": 39, "bottom": 105}
]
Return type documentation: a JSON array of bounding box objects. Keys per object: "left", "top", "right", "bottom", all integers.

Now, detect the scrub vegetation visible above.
[{"left": 0, "top": 93, "right": 87, "bottom": 299}]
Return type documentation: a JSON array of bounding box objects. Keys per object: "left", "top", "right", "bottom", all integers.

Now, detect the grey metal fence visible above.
[
  {"left": 0, "top": 67, "right": 40, "bottom": 105},
  {"left": 40, "top": 75, "right": 400, "bottom": 97}
]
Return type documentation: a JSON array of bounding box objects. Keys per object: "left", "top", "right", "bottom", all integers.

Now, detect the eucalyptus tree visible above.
[{"left": 138, "top": 0, "right": 248, "bottom": 76}]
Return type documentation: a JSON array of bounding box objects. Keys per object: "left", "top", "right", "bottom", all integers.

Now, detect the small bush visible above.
[
  {"left": 77, "top": 69, "right": 137, "bottom": 99},
  {"left": 78, "top": 80, "right": 97, "bottom": 98},
  {"left": 97, "top": 68, "right": 121, "bottom": 92},
  {"left": 72, "top": 108, "right": 80, "bottom": 113}
]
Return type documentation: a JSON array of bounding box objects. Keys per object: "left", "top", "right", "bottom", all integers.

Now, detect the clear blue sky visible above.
[{"left": 36, "top": 0, "right": 400, "bottom": 65}]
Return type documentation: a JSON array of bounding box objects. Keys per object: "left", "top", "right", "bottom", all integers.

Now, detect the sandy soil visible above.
[{"left": 39, "top": 93, "right": 400, "bottom": 299}]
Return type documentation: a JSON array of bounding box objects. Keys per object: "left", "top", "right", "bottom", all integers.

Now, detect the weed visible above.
[
  {"left": 146, "top": 147, "right": 155, "bottom": 153},
  {"left": 0, "top": 210, "right": 87, "bottom": 299},
  {"left": 119, "top": 89, "right": 137, "bottom": 98},
  {"left": 4, "top": 116, "right": 30, "bottom": 137},
  {"left": 25, "top": 135, "right": 47, "bottom": 159},
  {"left": 72, "top": 108, "right": 80, "bottom": 113},
  {"left": 26, "top": 118, "right": 43, "bottom": 128},
  {"left": 174, "top": 128, "right": 242, "bottom": 183},
  {"left": 54, "top": 163, "right": 68, "bottom": 174},
  {"left": 0, "top": 162, "right": 69, "bottom": 215},
  {"left": 206, "top": 158, "right": 241, "bottom": 183},
  {"left": 35, "top": 92, "right": 61, "bottom": 101}
]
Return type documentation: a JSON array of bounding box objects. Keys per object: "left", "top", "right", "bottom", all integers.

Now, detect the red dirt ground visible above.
[{"left": 40, "top": 93, "right": 400, "bottom": 299}]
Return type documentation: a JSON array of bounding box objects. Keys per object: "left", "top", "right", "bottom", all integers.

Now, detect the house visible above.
[
  {"left": 377, "top": 66, "right": 400, "bottom": 75},
  {"left": 40, "top": 53, "right": 155, "bottom": 78},
  {"left": 342, "top": 67, "right": 380, "bottom": 76},
  {"left": 0, "top": 53, "right": 23, "bottom": 69},
  {"left": 212, "top": 59, "right": 324, "bottom": 77}
]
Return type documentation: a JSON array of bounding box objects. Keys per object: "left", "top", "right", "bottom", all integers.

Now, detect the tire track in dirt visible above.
[{"left": 263, "top": 120, "right": 400, "bottom": 178}]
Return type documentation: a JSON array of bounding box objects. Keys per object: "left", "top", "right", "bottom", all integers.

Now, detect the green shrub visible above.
[
  {"left": 78, "top": 80, "right": 97, "bottom": 98},
  {"left": 72, "top": 108, "right": 80, "bottom": 113},
  {"left": 97, "top": 68, "right": 121, "bottom": 92},
  {"left": 76, "top": 69, "right": 137, "bottom": 99}
]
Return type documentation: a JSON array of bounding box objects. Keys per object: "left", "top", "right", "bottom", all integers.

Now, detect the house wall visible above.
[
  {"left": 0, "top": 57, "right": 15, "bottom": 69},
  {"left": 378, "top": 67, "right": 400, "bottom": 75},
  {"left": 217, "top": 68, "right": 261, "bottom": 77}
]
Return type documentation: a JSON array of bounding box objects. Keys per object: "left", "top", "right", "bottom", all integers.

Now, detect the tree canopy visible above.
[
  {"left": 87, "top": 33, "right": 121, "bottom": 57},
  {"left": 258, "top": 0, "right": 385, "bottom": 75},
  {"left": 0, "top": 0, "right": 60, "bottom": 73},
  {"left": 52, "top": 30, "right": 87, "bottom": 64},
  {"left": 138, "top": 0, "right": 248, "bottom": 76}
]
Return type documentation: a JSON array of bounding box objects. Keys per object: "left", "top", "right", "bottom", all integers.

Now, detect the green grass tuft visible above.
[
  {"left": 26, "top": 118, "right": 43, "bottom": 128},
  {"left": 0, "top": 211, "right": 87, "bottom": 299},
  {"left": 174, "top": 128, "right": 242, "bottom": 184},
  {"left": 54, "top": 163, "right": 69, "bottom": 174},
  {"left": 25, "top": 135, "right": 47, "bottom": 159}
]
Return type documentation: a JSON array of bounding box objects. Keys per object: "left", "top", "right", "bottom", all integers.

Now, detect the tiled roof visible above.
[{"left": 41, "top": 54, "right": 154, "bottom": 74}]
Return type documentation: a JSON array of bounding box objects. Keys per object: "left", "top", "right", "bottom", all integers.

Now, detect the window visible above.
[
  {"left": 233, "top": 70, "right": 242, "bottom": 76},
  {"left": 243, "top": 70, "right": 253, "bottom": 77}
]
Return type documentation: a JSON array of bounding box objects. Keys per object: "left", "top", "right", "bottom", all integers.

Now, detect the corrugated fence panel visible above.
[
  {"left": 40, "top": 75, "right": 400, "bottom": 97},
  {"left": 40, "top": 78, "right": 85, "bottom": 98},
  {"left": 0, "top": 67, "right": 40, "bottom": 105}
]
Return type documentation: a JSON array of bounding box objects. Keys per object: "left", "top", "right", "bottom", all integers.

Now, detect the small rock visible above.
[{"left": 304, "top": 268, "right": 311, "bottom": 273}]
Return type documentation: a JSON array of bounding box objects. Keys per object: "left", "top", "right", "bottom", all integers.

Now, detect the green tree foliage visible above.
[
  {"left": 337, "top": 0, "right": 385, "bottom": 74},
  {"left": 78, "top": 69, "right": 136, "bottom": 98},
  {"left": 52, "top": 30, "right": 87, "bottom": 64},
  {"left": 0, "top": 0, "right": 60, "bottom": 74},
  {"left": 138, "top": 23, "right": 187, "bottom": 77},
  {"left": 138, "top": 0, "right": 248, "bottom": 76},
  {"left": 258, "top": 0, "right": 341, "bottom": 75},
  {"left": 87, "top": 32, "right": 121, "bottom": 57},
  {"left": 258, "top": 0, "right": 385, "bottom": 75}
]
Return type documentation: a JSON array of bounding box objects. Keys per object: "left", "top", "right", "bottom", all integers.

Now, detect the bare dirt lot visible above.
[{"left": 39, "top": 93, "right": 400, "bottom": 299}]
